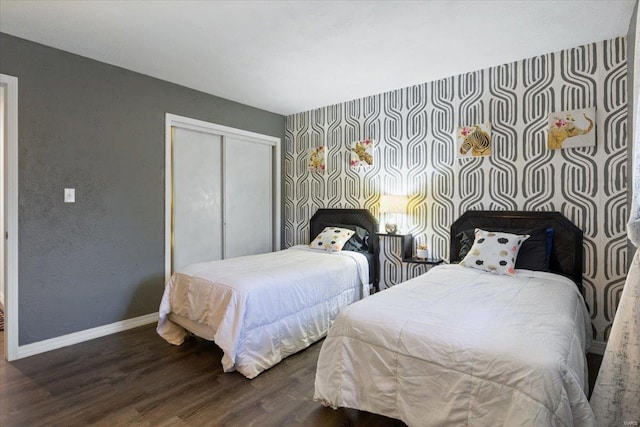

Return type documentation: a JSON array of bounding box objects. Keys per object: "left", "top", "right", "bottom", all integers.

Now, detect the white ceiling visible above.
[{"left": 0, "top": 0, "right": 636, "bottom": 115}]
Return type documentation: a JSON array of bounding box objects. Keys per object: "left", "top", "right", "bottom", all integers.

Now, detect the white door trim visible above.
[
  {"left": 0, "top": 85, "right": 4, "bottom": 308},
  {"left": 164, "top": 113, "right": 281, "bottom": 283},
  {"left": 1, "top": 73, "right": 19, "bottom": 361}
]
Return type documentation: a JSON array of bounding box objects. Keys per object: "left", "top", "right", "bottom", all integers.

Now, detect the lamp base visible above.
[{"left": 385, "top": 223, "right": 398, "bottom": 234}]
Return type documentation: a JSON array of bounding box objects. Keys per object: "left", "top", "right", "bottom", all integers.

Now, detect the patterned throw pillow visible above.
[
  {"left": 457, "top": 227, "right": 554, "bottom": 271},
  {"left": 460, "top": 228, "right": 530, "bottom": 276},
  {"left": 309, "top": 227, "right": 356, "bottom": 252}
]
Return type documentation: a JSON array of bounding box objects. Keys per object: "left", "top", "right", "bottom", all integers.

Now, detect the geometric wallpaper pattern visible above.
[{"left": 284, "top": 37, "right": 628, "bottom": 346}]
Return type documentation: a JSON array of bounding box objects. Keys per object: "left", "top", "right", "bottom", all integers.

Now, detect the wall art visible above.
[
  {"left": 308, "top": 146, "right": 326, "bottom": 173},
  {"left": 350, "top": 139, "right": 374, "bottom": 168},
  {"left": 548, "top": 107, "right": 596, "bottom": 149},
  {"left": 456, "top": 122, "right": 491, "bottom": 158}
]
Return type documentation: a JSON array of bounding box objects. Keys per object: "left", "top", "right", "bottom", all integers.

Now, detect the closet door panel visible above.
[
  {"left": 172, "top": 128, "right": 223, "bottom": 270},
  {"left": 224, "top": 137, "right": 273, "bottom": 258}
]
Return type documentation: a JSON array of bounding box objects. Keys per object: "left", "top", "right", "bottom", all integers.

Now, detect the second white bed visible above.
[{"left": 314, "top": 264, "right": 594, "bottom": 426}]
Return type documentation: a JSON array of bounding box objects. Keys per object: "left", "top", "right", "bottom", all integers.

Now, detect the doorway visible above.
[
  {"left": 1, "top": 84, "right": 4, "bottom": 310},
  {"left": 1, "top": 73, "right": 18, "bottom": 361}
]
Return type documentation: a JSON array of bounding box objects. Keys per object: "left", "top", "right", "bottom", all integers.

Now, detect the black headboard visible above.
[
  {"left": 450, "top": 211, "right": 583, "bottom": 289},
  {"left": 310, "top": 208, "right": 379, "bottom": 288}
]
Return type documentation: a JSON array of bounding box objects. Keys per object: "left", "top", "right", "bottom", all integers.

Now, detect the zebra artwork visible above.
[{"left": 457, "top": 122, "right": 491, "bottom": 157}]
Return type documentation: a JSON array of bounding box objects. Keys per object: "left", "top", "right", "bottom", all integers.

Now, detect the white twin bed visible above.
[
  {"left": 157, "top": 245, "right": 369, "bottom": 378},
  {"left": 314, "top": 264, "right": 594, "bottom": 426},
  {"left": 314, "top": 210, "right": 595, "bottom": 426},
  {"left": 157, "top": 209, "right": 378, "bottom": 379}
]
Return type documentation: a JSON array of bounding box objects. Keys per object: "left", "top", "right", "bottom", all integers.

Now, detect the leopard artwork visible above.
[{"left": 548, "top": 113, "right": 594, "bottom": 149}]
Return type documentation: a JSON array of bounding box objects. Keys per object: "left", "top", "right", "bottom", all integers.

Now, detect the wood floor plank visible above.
[{"left": 1, "top": 323, "right": 602, "bottom": 426}]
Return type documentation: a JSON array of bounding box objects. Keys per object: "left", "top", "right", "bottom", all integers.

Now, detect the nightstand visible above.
[
  {"left": 376, "top": 233, "right": 411, "bottom": 291},
  {"left": 403, "top": 257, "right": 444, "bottom": 265},
  {"left": 376, "top": 233, "right": 443, "bottom": 291}
]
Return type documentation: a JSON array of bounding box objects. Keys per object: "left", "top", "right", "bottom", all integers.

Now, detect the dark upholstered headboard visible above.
[
  {"left": 450, "top": 211, "right": 583, "bottom": 289},
  {"left": 310, "top": 208, "right": 379, "bottom": 288}
]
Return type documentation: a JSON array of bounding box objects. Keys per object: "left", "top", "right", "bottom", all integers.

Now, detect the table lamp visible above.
[{"left": 379, "top": 195, "right": 408, "bottom": 234}]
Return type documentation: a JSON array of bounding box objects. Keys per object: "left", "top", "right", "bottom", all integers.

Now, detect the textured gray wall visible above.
[{"left": 0, "top": 33, "right": 286, "bottom": 345}]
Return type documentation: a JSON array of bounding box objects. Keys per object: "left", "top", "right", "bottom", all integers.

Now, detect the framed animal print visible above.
[
  {"left": 308, "top": 146, "right": 326, "bottom": 173},
  {"left": 547, "top": 107, "right": 595, "bottom": 150},
  {"left": 456, "top": 122, "right": 491, "bottom": 158},
  {"left": 350, "top": 139, "right": 374, "bottom": 168}
]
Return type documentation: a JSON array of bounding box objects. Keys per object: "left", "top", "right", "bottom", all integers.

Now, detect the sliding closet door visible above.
[
  {"left": 172, "top": 127, "right": 223, "bottom": 271},
  {"left": 224, "top": 137, "right": 273, "bottom": 258},
  {"left": 165, "top": 113, "right": 281, "bottom": 279}
]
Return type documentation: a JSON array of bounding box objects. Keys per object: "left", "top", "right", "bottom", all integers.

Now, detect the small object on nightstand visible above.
[
  {"left": 416, "top": 243, "right": 428, "bottom": 259},
  {"left": 385, "top": 222, "right": 398, "bottom": 234}
]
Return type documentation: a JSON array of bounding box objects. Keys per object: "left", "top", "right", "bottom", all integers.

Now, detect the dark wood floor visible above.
[
  {"left": 1, "top": 324, "right": 405, "bottom": 426},
  {"left": 1, "top": 324, "right": 602, "bottom": 426}
]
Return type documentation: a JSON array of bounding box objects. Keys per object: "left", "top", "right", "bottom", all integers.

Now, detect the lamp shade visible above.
[{"left": 380, "top": 195, "right": 408, "bottom": 213}]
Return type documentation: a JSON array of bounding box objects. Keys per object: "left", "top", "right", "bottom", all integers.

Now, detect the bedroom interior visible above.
[{"left": 1, "top": 0, "right": 638, "bottom": 426}]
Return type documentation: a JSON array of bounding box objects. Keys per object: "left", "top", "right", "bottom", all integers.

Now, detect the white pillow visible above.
[
  {"left": 309, "top": 227, "right": 355, "bottom": 252},
  {"left": 460, "top": 228, "right": 530, "bottom": 276}
]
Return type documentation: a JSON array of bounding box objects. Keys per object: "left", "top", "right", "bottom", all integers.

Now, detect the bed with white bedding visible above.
[
  {"left": 157, "top": 208, "right": 379, "bottom": 379},
  {"left": 314, "top": 210, "right": 596, "bottom": 426}
]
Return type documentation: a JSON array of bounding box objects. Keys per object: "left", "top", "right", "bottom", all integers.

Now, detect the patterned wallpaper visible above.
[{"left": 284, "top": 37, "right": 628, "bottom": 345}]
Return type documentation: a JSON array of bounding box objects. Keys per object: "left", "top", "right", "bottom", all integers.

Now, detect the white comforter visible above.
[
  {"left": 314, "top": 264, "right": 595, "bottom": 426},
  {"left": 157, "top": 245, "right": 369, "bottom": 378}
]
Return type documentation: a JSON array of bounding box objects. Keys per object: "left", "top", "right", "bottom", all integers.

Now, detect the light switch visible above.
[{"left": 64, "top": 188, "right": 75, "bottom": 203}]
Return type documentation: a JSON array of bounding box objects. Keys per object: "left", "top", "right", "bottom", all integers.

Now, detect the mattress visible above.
[
  {"left": 157, "top": 245, "right": 369, "bottom": 378},
  {"left": 314, "top": 264, "right": 595, "bottom": 426}
]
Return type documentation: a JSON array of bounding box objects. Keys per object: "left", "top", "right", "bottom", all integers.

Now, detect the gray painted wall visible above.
[
  {"left": 629, "top": 1, "right": 638, "bottom": 267},
  {"left": 0, "top": 33, "right": 286, "bottom": 345}
]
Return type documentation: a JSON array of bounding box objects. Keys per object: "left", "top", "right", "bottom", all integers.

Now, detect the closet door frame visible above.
[{"left": 164, "top": 113, "right": 281, "bottom": 283}]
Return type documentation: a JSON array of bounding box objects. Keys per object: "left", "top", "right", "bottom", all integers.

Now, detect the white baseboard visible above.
[
  {"left": 16, "top": 312, "right": 158, "bottom": 359},
  {"left": 9, "top": 311, "right": 610, "bottom": 359},
  {"left": 589, "top": 340, "right": 607, "bottom": 355}
]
